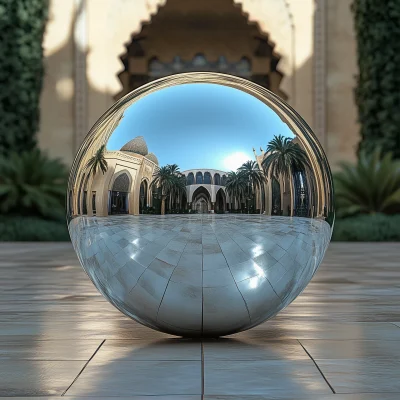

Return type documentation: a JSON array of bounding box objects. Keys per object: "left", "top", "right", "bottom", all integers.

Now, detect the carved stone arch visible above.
[
  {"left": 110, "top": 170, "right": 132, "bottom": 193},
  {"left": 115, "top": 0, "right": 288, "bottom": 101},
  {"left": 215, "top": 187, "right": 227, "bottom": 212},
  {"left": 191, "top": 185, "right": 212, "bottom": 214},
  {"left": 139, "top": 178, "right": 150, "bottom": 210}
]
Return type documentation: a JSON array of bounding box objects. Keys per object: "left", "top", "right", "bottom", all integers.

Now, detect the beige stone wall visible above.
[
  {"left": 38, "top": 0, "right": 75, "bottom": 165},
  {"left": 326, "top": 0, "right": 359, "bottom": 169}
]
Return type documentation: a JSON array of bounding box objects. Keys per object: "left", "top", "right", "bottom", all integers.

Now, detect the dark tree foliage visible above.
[
  {"left": 352, "top": 0, "right": 400, "bottom": 158},
  {"left": 0, "top": 0, "right": 49, "bottom": 155}
]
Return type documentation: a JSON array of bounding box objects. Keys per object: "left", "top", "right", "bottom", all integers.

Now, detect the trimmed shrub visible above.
[
  {"left": 332, "top": 213, "right": 400, "bottom": 241},
  {"left": 0, "top": 216, "right": 69, "bottom": 241},
  {"left": 0, "top": 0, "right": 49, "bottom": 154},
  {"left": 352, "top": 0, "right": 400, "bottom": 158}
]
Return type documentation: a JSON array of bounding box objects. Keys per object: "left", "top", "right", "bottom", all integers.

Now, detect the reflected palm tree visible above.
[
  {"left": 151, "top": 164, "right": 186, "bottom": 215},
  {"left": 262, "top": 135, "right": 310, "bottom": 216},
  {"left": 238, "top": 160, "right": 265, "bottom": 213},
  {"left": 225, "top": 171, "right": 246, "bottom": 211},
  {"left": 86, "top": 144, "right": 108, "bottom": 177}
]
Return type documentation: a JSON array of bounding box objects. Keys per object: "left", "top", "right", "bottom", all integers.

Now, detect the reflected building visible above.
[
  {"left": 70, "top": 135, "right": 158, "bottom": 217},
  {"left": 182, "top": 169, "right": 229, "bottom": 213},
  {"left": 71, "top": 133, "right": 319, "bottom": 218}
]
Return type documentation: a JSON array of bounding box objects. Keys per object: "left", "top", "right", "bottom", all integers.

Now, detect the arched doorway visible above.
[
  {"left": 215, "top": 188, "right": 226, "bottom": 213},
  {"left": 115, "top": 0, "right": 286, "bottom": 100},
  {"left": 139, "top": 180, "right": 148, "bottom": 213},
  {"left": 110, "top": 173, "right": 131, "bottom": 215},
  {"left": 192, "top": 186, "right": 211, "bottom": 214}
]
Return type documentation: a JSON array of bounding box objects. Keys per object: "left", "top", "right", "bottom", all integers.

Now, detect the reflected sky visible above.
[{"left": 107, "top": 83, "right": 294, "bottom": 171}]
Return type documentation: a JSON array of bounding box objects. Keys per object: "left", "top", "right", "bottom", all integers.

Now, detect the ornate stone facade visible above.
[{"left": 39, "top": 0, "right": 359, "bottom": 170}]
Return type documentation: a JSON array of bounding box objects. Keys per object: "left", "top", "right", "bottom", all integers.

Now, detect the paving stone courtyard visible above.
[{"left": 0, "top": 240, "right": 399, "bottom": 398}]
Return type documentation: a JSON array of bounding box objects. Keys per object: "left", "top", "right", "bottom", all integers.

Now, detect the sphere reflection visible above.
[{"left": 68, "top": 73, "right": 334, "bottom": 337}]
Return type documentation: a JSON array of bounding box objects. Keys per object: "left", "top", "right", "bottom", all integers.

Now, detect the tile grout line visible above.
[
  {"left": 201, "top": 340, "right": 205, "bottom": 399},
  {"left": 297, "top": 339, "right": 336, "bottom": 394},
  {"left": 61, "top": 338, "right": 106, "bottom": 396}
]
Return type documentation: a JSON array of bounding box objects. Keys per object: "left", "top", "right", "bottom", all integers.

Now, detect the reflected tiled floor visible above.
[
  {"left": 0, "top": 242, "right": 399, "bottom": 397},
  {"left": 69, "top": 215, "right": 331, "bottom": 335}
]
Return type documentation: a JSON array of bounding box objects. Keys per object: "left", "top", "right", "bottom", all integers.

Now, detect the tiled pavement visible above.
[{"left": 0, "top": 241, "right": 399, "bottom": 398}]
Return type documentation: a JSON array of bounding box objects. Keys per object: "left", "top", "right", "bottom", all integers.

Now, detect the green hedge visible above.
[
  {"left": 332, "top": 213, "right": 400, "bottom": 242},
  {"left": 0, "top": 216, "right": 70, "bottom": 241},
  {"left": 0, "top": 0, "right": 49, "bottom": 155},
  {"left": 352, "top": 0, "right": 400, "bottom": 158}
]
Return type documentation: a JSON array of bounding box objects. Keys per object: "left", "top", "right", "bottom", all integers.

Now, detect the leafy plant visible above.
[
  {"left": 225, "top": 171, "right": 246, "bottom": 211},
  {"left": 262, "top": 135, "right": 310, "bottom": 179},
  {"left": 0, "top": 0, "right": 49, "bottom": 155},
  {"left": 352, "top": 0, "right": 400, "bottom": 158},
  {"left": 0, "top": 149, "right": 68, "bottom": 220},
  {"left": 238, "top": 160, "right": 265, "bottom": 213},
  {"left": 86, "top": 145, "right": 108, "bottom": 177},
  {"left": 334, "top": 149, "right": 400, "bottom": 217},
  {"left": 150, "top": 164, "right": 186, "bottom": 215}
]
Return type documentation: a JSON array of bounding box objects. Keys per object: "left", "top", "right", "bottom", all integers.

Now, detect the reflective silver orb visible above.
[{"left": 68, "top": 73, "right": 334, "bottom": 337}]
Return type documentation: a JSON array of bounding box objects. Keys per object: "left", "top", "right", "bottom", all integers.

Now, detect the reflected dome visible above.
[
  {"left": 120, "top": 135, "right": 148, "bottom": 155},
  {"left": 145, "top": 152, "right": 159, "bottom": 165},
  {"left": 67, "top": 72, "right": 334, "bottom": 337}
]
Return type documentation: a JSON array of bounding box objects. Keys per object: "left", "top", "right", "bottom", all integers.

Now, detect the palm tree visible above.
[
  {"left": 238, "top": 160, "right": 265, "bottom": 213},
  {"left": 150, "top": 164, "right": 186, "bottom": 215},
  {"left": 225, "top": 171, "right": 246, "bottom": 211},
  {"left": 86, "top": 144, "right": 108, "bottom": 177},
  {"left": 262, "top": 135, "right": 310, "bottom": 216}
]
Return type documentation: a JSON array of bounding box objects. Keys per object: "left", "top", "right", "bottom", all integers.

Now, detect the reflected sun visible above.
[{"left": 223, "top": 151, "right": 252, "bottom": 171}]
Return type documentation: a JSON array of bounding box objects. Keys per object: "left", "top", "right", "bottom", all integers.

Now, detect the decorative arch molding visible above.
[
  {"left": 114, "top": 0, "right": 291, "bottom": 100},
  {"left": 78, "top": 0, "right": 296, "bottom": 145},
  {"left": 109, "top": 170, "right": 132, "bottom": 192}
]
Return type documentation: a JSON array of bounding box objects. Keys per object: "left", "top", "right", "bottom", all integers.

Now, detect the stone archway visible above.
[
  {"left": 115, "top": 0, "right": 287, "bottom": 100},
  {"left": 139, "top": 179, "right": 149, "bottom": 213},
  {"left": 192, "top": 186, "right": 211, "bottom": 214},
  {"left": 215, "top": 188, "right": 227, "bottom": 213},
  {"left": 109, "top": 172, "right": 131, "bottom": 215}
]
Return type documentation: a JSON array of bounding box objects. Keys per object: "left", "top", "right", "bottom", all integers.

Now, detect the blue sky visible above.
[{"left": 107, "top": 83, "right": 294, "bottom": 171}]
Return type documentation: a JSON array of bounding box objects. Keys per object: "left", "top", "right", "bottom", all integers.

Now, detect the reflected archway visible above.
[
  {"left": 139, "top": 180, "right": 148, "bottom": 213},
  {"left": 192, "top": 186, "right": 211, "bottom": 214},
  {"left": 109, "top": 172, "right": 131, "bottom": 215},
  {"left": 215, "top": 188, "right": 227, "bottom": 213}
]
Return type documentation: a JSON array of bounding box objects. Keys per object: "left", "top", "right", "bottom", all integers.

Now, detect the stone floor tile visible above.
[
  {"left": 0, "top": 360, "right": 85, "bottom": 396},
  {"left": 300, "top": 339, "right": 400, "bottom": 359},
  {"left": 204, "top": 359, "right": 331, "bottom": 396},
  {"left": 66, "top": 360, "right": 201, "bottom": 396},
  {"left": 93, "top": 339, "right": 201, "bottom": 361},
  {"left": 0, "top": 339, "right": 102, "bottom": 360},
  {"left": 316, "top": 358, "right": 400, "bottom": 394},
  {"left": 202, "top": 339, "right": 308, "bottom": 361}
]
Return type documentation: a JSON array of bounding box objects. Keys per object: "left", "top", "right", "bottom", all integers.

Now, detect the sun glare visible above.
[{"left": 223, "top": 151, "right": 251, "bottom": 171}]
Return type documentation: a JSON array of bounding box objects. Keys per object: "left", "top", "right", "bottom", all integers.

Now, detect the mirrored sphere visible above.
[{"left": 68, "top": 73, "right": 334, "bottom": 337}]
